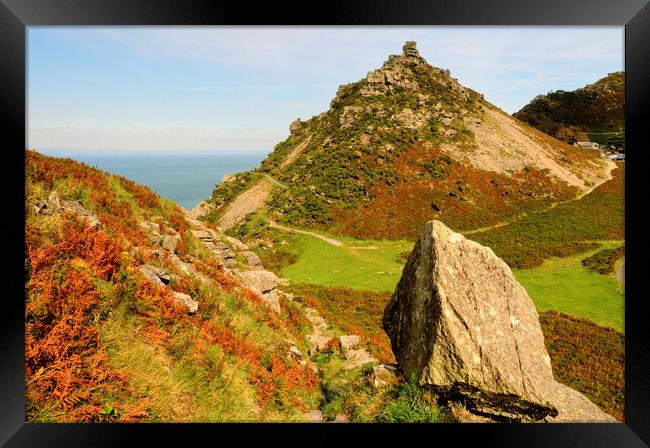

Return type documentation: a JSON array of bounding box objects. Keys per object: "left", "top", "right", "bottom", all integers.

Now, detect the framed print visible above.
[{"left": 3, "top": 0, "right": 649, "bottom": 446}]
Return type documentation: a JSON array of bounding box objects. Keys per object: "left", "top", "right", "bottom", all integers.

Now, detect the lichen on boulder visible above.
[{"left": 383, "top": 220, "right": 616, "bottom": 422}]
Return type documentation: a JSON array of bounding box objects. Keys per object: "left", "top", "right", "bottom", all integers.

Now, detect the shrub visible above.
[
  {"left": 25, "top": 216, "right": 143, "bottom": 422},
  {"left": 540, "top": 311, "right": 624, "bottom": 421},
  {"left": 582, "top": 245, "right": 625, "bottom": 275},
  {"left": 473, "top": 166, "right": 624, "bottom": 268}
]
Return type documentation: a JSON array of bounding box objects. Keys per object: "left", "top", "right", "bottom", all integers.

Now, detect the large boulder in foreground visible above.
[{"left": 383, "top": 220, "right": 616, "bottom": 422}]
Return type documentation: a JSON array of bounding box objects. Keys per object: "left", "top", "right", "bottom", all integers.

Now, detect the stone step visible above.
[
  {"left": 343, "top": 349, "right": 377, "bottom": 370},
  {"left": 339, "top": 335, "right": 360, "bottom": 352},
  {"left": 190, "top": 229, "right": 212, "bottom": 240},
  {"left": 308, "top": 334, "right": 338, "bottom": 356}
]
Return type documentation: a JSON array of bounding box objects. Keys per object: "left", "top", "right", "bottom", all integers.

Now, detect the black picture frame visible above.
[{"left": 3, "top": 0, "right": 649, "bottom": 446}]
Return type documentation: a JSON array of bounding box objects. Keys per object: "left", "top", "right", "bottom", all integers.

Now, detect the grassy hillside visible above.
[
  {"left": 218, "top": 151, "right": 625, "bottom": 421},
  {"left": 204, "top": 41, "right": 608, "bottom": 241},
  {"left": 25, "top": 150, "right": 322, "bottom": 422},
  {"left": 471, "top": 163, "right": 624, "bottom": 269},
  {"left": 513, "top": 72, "right": 624, "bottom": 144}
]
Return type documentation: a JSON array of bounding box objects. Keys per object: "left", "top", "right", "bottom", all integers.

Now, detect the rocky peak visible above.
[
  {"left": 402, "top": 40, "right": 419, "bottom": 58},
  {"left": 358, "top": 41, "right": 466, "bottom": 100},
  {"left": 402, "top": 40, "right": 420, "bottom": 56}
]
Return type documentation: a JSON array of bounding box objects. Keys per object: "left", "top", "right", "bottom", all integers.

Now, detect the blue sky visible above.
[{"left": 27, "top": 27, "right": 623, "bottom": 152}]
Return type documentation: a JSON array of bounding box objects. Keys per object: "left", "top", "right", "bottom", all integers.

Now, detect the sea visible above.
[{"left": 36, "top": 149, "right": 269, "bottom": 210}]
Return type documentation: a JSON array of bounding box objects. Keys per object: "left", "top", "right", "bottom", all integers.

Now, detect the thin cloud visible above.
[{"left": 29, "top": 27, "right": 623, "bottom": 151}]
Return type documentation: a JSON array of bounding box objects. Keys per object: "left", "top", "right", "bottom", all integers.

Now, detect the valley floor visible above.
[
  {"left": 25, "top": 150, "right": 624, "bottom": 423},
  {"left": 255, "top": 222, "right": 624, "bottom": 332},
  {"left": 224, "top": 171, "right": 625, "bottom": 421}
]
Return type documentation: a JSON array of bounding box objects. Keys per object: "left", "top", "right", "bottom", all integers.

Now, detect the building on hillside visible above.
[{"left": 575, "top": 141, "right": 600, "bottom": 149}]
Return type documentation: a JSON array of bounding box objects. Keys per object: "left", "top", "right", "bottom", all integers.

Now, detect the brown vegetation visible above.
[
  {"left": 25, "top": 150, "right": 321, "bottom": 422},
  {"left": 540, "top": 311, "right": 624, "bottom": 421},
  {"left": 332, "top": 143, "right": 576, "bottom": 240}
]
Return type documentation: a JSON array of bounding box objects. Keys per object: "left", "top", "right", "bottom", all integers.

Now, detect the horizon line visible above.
[{"left": 29, "top": 147, "right": 272, "bottom": 154}]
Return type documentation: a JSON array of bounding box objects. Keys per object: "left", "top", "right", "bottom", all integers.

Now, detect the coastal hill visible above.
[
  {"left": 24, "top": 149, "right": 465, "bottom": 423},
  {"left": 25, "top": 148, "right": 623, "bottom": 422},
  {"left": 205, "top": 41, "right": 613, "bottom": 241},
  {"left": 24, "top": 43, "right": 624, "bottom": 423},
  {"left": 513, "top": 72, "right": 625, "bottom": 144}
]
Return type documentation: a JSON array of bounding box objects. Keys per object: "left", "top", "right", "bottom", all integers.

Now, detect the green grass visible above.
[
  {"left": 278, "top": 229, "right": 413, "bottom": 292},
  {"left": 514, "top": 241, "right": 624, "bottom": 332},
  {"left": 101, "top": 312, "right": 261, "bottom": 422},
  {"left": 268, "top": 221, "right": 624, "bottom": 331},
  {"left": 276, "top": 222, "right": 624, "bottom": 331},
  {"left": 344, "top": 374, "right": 452, "bottom": 423},
  {"left": 370, "top": 377, "right": 450, "bottom": 423},
  {"left": 108, "top": 177, "right": 139, "bottom": 214}
]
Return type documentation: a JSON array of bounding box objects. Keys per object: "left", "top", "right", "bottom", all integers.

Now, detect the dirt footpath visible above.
[{"left": 269, "top": 221, "right": 343, "bottom": 247}]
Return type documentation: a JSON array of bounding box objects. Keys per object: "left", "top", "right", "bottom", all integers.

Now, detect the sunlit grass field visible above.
[
  {"left": 513, "top": 241, "right": 624, "bottom": 332},
  {"left": 279, "top": 231, "right": 413, "bottom": 292},
  {"left": 275, "top": 225, "right": 624, "bottom": 331}
]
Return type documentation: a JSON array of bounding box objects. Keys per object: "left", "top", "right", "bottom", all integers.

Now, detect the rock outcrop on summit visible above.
[{"left": 383, "top": 220, "right": 616, "bottom": 422}]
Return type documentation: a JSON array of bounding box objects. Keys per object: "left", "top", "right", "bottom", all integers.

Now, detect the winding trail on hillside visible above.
[
  {"left": 463, "top": 160, "right": 618, "bottom": 237},
  {"left": 280, "top": 134, "right": 313, "bottom": 169},
  {"left": 217, "top": 170, "right": 344, "bottom": 249},
  {"left": 269, "top": 221, "right": 343, "bottom": 247}
]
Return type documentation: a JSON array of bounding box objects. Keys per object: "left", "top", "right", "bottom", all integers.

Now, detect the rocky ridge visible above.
[
  {"left": 28, "top": 190, "right": 101, "bottom": 230},
  {"left": 178, "top": 212, "right": 291, "bottom": 314},
  {"left": 207, "top": 41, "right": 610, "bottom": 240}
]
